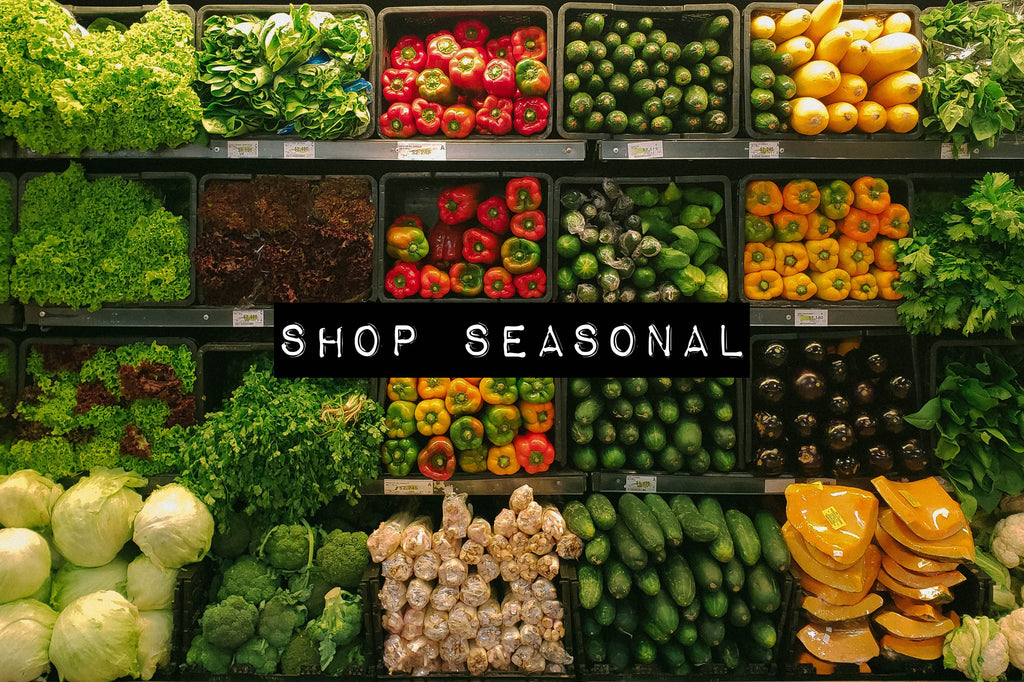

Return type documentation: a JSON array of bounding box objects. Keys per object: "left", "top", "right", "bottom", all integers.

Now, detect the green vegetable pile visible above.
[
  {"left": 556, "top": 180, "right": 729, "bottom": 303},
  {"left": 568, "top": 492, "right": 790, "bottom": 675},
  {"left": 199, "top": 4, "right": 373, "bottom": 139},
  {"left": 568, "top": 377, "right": 737, "bottom": 474},
  {"left": 0, "top": 0, "right": 200, "bottom": 155},
  {"left": 175, "top": 360, "right": 385, "bottom": 532},
  {"left": 896, "top": 172, "right": 1024, "bottom": 336},
  {"left": 0, "top": 175, "right": 12, "bottom": 304},
  {"left": 1, "top": 342, "right": 196, "bottom": 479},
  {"left": 12, "top": 164, "right": 191, "bottom": 310}
]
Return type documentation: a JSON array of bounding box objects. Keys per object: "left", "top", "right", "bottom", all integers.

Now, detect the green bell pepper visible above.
[
  {"left": 385, "top": 401, "right": 416, "bottom": 438},
  {"left": 745, "top": 213, "right": 774, "bottom": 242},
  {"left": 479, "top": 377, "right": 519, "bottom": 405},
  {"left": 457, "top": 447, "right": 488, "bottom": 473},
  {"left": 482, "top": 404, "right": 523, "bottom": 446},
  {"left": 517, "top": 377, "right": 555, "bottom": 403},
  {"left": 381, "top": 438, "right": 418, "bottom": 476},
  {"left": 501, "top": 237, "right": 541, "bottom": 274},
  {"left": 450, "top": 415, "right": 484, "bottom": 450}
]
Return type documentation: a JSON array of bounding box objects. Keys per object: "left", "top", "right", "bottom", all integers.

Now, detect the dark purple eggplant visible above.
[
  {"left": 880, "top": 407, "right": 906, "bottom": 435},
  {"left": 832, "top": 452, "right": 861, "bottom": 478},
  {"left": 802, "top": 340, "right": 827, "bottom": 365},
  {"left": 754, "top": 411, "right": 784, "bottom": 441},
  {"left": 792, "top": 412, "right": 818, "bottom": 439},
  {"left": 753, "top": 447, "right": 785, "bottom": 476},
  {"left": 796, "top": 444, "right": 824, "bottom": 477},
  {"left": 866, "top": 444, "right": 894, "bottom": 475},
  {"left": 853, "top": 412, "right": 877, "bottom": 438},
  {"left": 888, "top": 375, "right": 913, "bottom": 401},
  {"left": 828, "top": 393, "right": 850, "bottom": 416},
  {"left": 793, "top": 369, "right": 826, "bottom": 401},
  {"left": 899, "top": 439, "right": 929, "bottom": 474},
  {"left": 826, "top": 354, "right": 849, "bottom": 385},
  {"left": 762, "top": 342, "right": 789, "bottom": 368},
  {"left": 852, "top": 380, "right": 875, "bottom": 405},
  {"left": 756, "top": 376, "right": 785, "bottom": 404},
  {"left": 866, "top": 352, "right": 889, "bottom": 375},
  {"left": 825, "top": 420, "right": 854, "bottom": 451}
]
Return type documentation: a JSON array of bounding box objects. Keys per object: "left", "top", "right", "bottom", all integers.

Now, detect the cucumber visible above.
[
  {"left": 583, "top": 615, "right": 602, "bottom": 639},
  {"left": 594, "top": 418, "right": 617, "bottom": 444},
  {"left": 697, "top": 497, "right": 734, "bottom": 562},
  {"left": 711, "top": 423, "right": 737, "bottom": 450},
  {"left": 754, "top": 510, "right": 791, "bottom": 573},
  {"left": 703, "top": 379, "right": 726, "bottom": 400},
  {"left": 586, "top": 493, "right": 618, "bottom": 531},
  {"left": 643, "top": 617, "right": 672, "bottom": 643},
  {"left": 604, "top": 559, "right": 632, "bottom": 600},
  {"left": 594, "top": 593, "right": 617, "bottom": 626},
  {"left": 606, "top": 635, "right": 630, "bottom": 671},
  {"left": 725, "top": 509, "right": 762, "bottom": 567},
  {"left": 702, "top": 590, "right": 729, "bottom": 619},
  {"left": 633, "top": 633, "right": 658, "bottom": 664},
  {"left": 636, "top": 567, "right": 662, "bottom": 596},
  {"left": 629, "top": 447, "right": 655, "bottom": 471},
  {"left": 610, "top": 518, "right": 648, "bottom": 572},
  {"left": 618, "top": 493, "right": 666, "bottom": 553},
  {"left": 699, "top": 14, "right": 730, "bottom": 39},
  {"left": 570, "top": 421, "right": 594, "bottom": 445},
  {"left": 681, "top": 599, "right": 701, "bottom": 622},
  {"left": 585, "top": 637, "right": 607, "bottom": 663},
  {"left": 746, "top": 561, "right": 781, "bottom": 613},
  {"left": 712, "top": 400, "right": 733, "bottom": 422},
  {"left": 656, "top": 397, "right": 680, "bottom": 424},
  {"left": 751, "top": 615, "right": 777, "bottom": 649},
  {"left": 645, "top": 590, "right": 680, "bottom": 635},
  {"left": 650, "top": 544, "right": 667, "bottom": 565},
  {"left": 686, "top": 447, "right": 711, "bottom": 474},
  {"left": 601, "top": 378, "right": 622, "bottom": 399},
  {"left": 609, "top": 396, "right": 632, "bottom": 419},
  {"left": 641, "top": 421, "right": 667, "bottom": 452},
  {"left": 622, "top": 377, "right": 648, "bottom": 397},
  {"left": 669, "top": 495, "right": 718, "bottom": 543},
  {"left": 644, "top": 494, "right": 684, "bottom": 547},
  {"left": 686, "top": 640, "right": 712, "bottom": 667},
  {"left": 613, "top": 596, "right": 639, "bottom": 634},
  {"left": 633, "top": 398, "right": 654, "bottom": 422},
  {"left": 586, "top": 532, "right": 612, "bottom": 565},
  {"left": 574, "top": 397, "right": 604, "bottom": 425},
  {"left": 660, "top": 551, "right": 696, "bottom": 607},
  {"left": 697, "top": 614, "right": 726, "bottom": 647},
  {"left": 569, "top": 378, "right": 592, "bottom": 398},
  {"left": 750, "top": 38, "right": 775, "bottom": 63},
  {"left": 659, "top": 445, "right": 685, "bottom": 473},
  {"left": 686, "top": 546, "right": 722, "bottom": 592},
  {"left": 721, "top": 556, "right": 745, "bottom": 593},
  {"left": 748, "top": 644, "right": 774, "bottom": 664},
  {"left": 661, "top": 642, "right": 688, "bottom": 669},
  {"left": 728, "top": 594, "right": 751, "bottom": 627},
  {"left": 675, "top": 621, "right": 698, "bottom": 646},
  {"left": 578, "top": 564, "right": 604, "bottom": 609},
  {"left": 718, "top": 639, "right": 741, "bottom": 669},
  {"left": 673, "top": 418, "right": 702, "bottom": 455},
  {"left": 563, "top": 500, "right": 596, "bottom": 541},
  {"left": 710, "top": 447, "right": 736, "bottom": 472}
]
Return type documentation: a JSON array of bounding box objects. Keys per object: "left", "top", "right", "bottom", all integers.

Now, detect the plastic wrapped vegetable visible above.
[
  {"left": 406, "top": 578, "right": 432, "bottom": 610},
  {"left": 518, "top": 552, "right": 540, "bottom": 581},
  {"left": 488, "top": 643, "right": 512, "bottom": 670},
  {"left": 500, "top": 560, "right": 520, "bottom": 582},
  {"left": 510, "top": 484, "right": 533, "bottom": 513},
  {"left": 460, "top": 574, "right": 491, "bottom": 607},
  {"left": 513, "top": 645, "right": 546, "bottom": 672},
  {"left": 402, "top": 608, "right": 425, "bottom": 640},
  {"left": 440, "top": 635, "right": 469, "bottom": 665},
  {"left": 509, "top": 531, "right": 529, "bottom": 554},
  {"left": 493, "top": 508, "right": 517, "bottom": 537},
  {"left": 400, "top": 516, "right": 434, "bottom": 557},
  {"left": 540, "top": 506, "right": 566, "bottom": 540},
  {"left": 537, "top": 554, "right": 559, "bottom": 580},
  {"left": 467, "top": 643, "right": 488, "bottom": 675},
  {"left": 442, "top": 491, "right": 472, "bottom": 539},
  {"left": 532, "top": 577, "right": 557, "bottom": 602},
  {"left": 383, "top": 633, "right": 409, "bottom": 673},
  {"left": 501, "top": 597, "right": 522, "bottom": 627},
  {"left": 413, "top": 552, "right": 441, "bottom": 581},
  {"left": 521, "top": 622, "right": 542, "bottom": 647},
  {"left": 467, "top": 517, "right": 493, "bottom": 546},
  {"left": 459, "top": 540, "right": 485, "bottom": 565},
  {"left": 383, "top": 610, "right": 404, "bottom": 634},
  {"left": 556, "top": 532, "right": 582, "bottom": 560},
  {"left": 477, "top": 625, "right": 500, "bottom": 650},
  {"left": 437, "top": 558, "right": 468, "bottom": 588},
  {"left": 478, "top": 599, "right": 501, "bottom": 628},
  {"left": 477, "top": 555, "right": 500, "bottom": 582},
  {"left": 432, "top": 530, "right": 460, "bottom": 561},
  {"left": 541, "top": 640, "right": 573, "bottom": 665},
  {"left": 382, "top": 550, "right": 414, "bottom": 581},
  {"left": 516, "top": 502, "right": 543, "bottom": 535},
  {"left": 448, "top": 602, "right": 479, "bottom": 639},
  {"left": 430, "top": 586, "right": 459, "bottom": 612},
  {"left": 406, "top": 635, "right": 437, "bottom": 668},
  {"left": 522, "top": 598, "right": 543, "bottom": 626},
  {"left": 423, "top": 606, "right": 449, "bottom": 641},
  {"left": 527, "top": 532, "right": 554, "bottom": 556},
  {"left": 510, "top": 577, "right": 533, "bottom": 598},
  {"left": 487, "top": 535, "right": 512, "bottom": 562},
  {"left": 379, "top": 578, "right": 408, "bottom": 612},
  {"left": 541, "top": 600, "right": 563, "bottom": 619},
  {"left": 368, "top": 514, "right": 412, "bottom": 563}
]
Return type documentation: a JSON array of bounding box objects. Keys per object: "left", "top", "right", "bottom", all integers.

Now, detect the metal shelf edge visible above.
[
  {"left": 28, "top": 306, "right": 274, "bottom": 328},
  {"left": 362, "top": 472, "right": 588, "bottom": 496}
]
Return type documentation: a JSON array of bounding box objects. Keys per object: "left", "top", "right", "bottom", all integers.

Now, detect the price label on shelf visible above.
[
  {"left": 396, "top": 141, "right": 447, "bottom": 161},
  {"left": 283, "top": 141, "right": 315, "bottom": 159},
  {"left": 384, "top": 479, "right": 435, "bottom": 495},
  {"left": 794, "top": 309, "right": 828, "bottom": 326},
  {"left": 627, "top": 140, "right": 663, "bottom": 159},
  {"left": 227, "top": 140, "right": 259, "bottom": 158},
  {"left": 232, "top": 309, "right": 264, "bottom": 327},
  {"left": 748, "top": 141, "right": 780, "bottom": 159},
  {"left": 764, "top": 478, "right": 795, "bottom": 494},
  {"left": 624, "top": 475, "right": 658, "bottom": 493},
  {"left": 940, "top": 143, "right": 970, "bottom": 159}
]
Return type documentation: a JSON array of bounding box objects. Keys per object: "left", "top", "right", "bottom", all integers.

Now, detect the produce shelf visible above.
[
  {"left": 750, "top": 305, "right": 900, "bottom": 326},
  {"left": 27, "top": 305, "right": 273, "bottom": 328},
  {"left": 592, "top": 470, "right": 783, "bottom": 494},
  {"left": 361, "top": 471, "right": 588, "bottom": 496},
  {"left": 598, "top": 138, "right": 1024, "bottom": 160}
]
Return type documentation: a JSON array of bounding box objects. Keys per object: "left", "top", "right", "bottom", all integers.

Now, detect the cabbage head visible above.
[
  {"left": 137, "top": 609, "right": 173, "bottom": 681},
  {"left": 0, "top": 599, "right": 58, "bottom": 682},
  {"left": 50, "top": 590, "right": 141, "bottom": 682},
  {"left": 52, "top": 468, "right": 145, "bottom": 567},
  {"left": 126, "top": 555, "right": 178, "bottom": 611},
  {"left": 0, "top": 470, "right": 64, "bottom": 528},
  {"left": 51, "top": 557, "right": 129, "bottom": 612},
  {"left": 0, "top": 528, "right": 51, "bottom": 603},
  {"left": 133, "top": 483, "right": 213, "bottom": 569}
]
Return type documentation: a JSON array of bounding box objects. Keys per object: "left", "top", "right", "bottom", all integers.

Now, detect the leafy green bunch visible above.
[
  {"left": 0, "top": 0, "right": 201, "bottom": 155},
  {"left": 896, "top": 172, "right": 1024, "bottom": 336},
  {"left": 0, "top": 176, "right": 12, "bottom": 303}
]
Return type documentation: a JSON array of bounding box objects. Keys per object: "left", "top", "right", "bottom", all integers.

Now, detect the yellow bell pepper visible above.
[
  {"left": 873, "top": 267, "right": 902, "bottom": 300},
  {"left": 445, "top": 378, "right": 483, "bottom": 416},
  {"left": 811, "top": 269, "right": 851, "bottom": 301},
  {"left": 838, "top": 236, "right": 874, "bottom": 276},
  {"left": 872, "top": 238, "right": 899, "bottom": 271},
  {"left": 805, "top": 238, "right": 839, "bottom": 273},
  {"left": 744, "top": 242, "right": 776, "bottom": 273},
  {"left": 806, "top": 211, "right": 836, "bottom": 239},
  {"left": 772, "top": 242, "right": 809, "bottom": 276},
  {"left": 849, "top": 272, "right": 879, "bottom": 301},
  {"left": 782, "top": 273, "right": 817, "bottom": 301},
  {"left": 415, "top": 398, "right": 451, "bottom": 435},
  {"left": 417, "top": 377, "right": 450, "bottom": 399},
  {"left": 744, "top": 270, "right": 783, "bottom": 300},
  {"left": 487, "top": 444, "right": 521, "bottom": 475}
]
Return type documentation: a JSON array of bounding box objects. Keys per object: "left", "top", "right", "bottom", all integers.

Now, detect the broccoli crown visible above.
[
  {"left": 280, "top": 630, "right": 321, "bottom": 675},
  {"left": 202, "top": 595, "right": 259, "bottom": 651},
  {"left": 187, "top": 634, "right": 233, "bottom": 674},
  {"left": 233, "top": 637, "right": 281, "bottom": 674},
  {"left": 261, "top": 523, "right": 315, "bottom": 571},
  {"left": 258, "top": 589, "right": 309, "bottom": 649},
  {"left": 217, "top": 556, "right": 281, "bottom": 605},
  {"left": 314, "top": 530, "right": 370, "bottom": 590},
  {"left": 325, "top": 642, "right": 366, "bottom": 676},
  {"left": 211, "top": 511, "right": 253, "bottom": 559},
  {"left": 307, "top": 587, "right": 362, "bottom": 649},
  {"left": 290, "top": 566, "right": 332, "bottom": 619}
]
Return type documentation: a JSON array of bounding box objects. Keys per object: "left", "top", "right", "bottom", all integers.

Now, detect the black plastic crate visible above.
[
  {"left": 376, "top": 5, "right": 556, "bottom": 140},
  {"left": 557, "top": 3, "right": 741, "bottom": 139},
  {"left": 552, "top": 175, "right": 736, "bottom": 303},
  {"left": 742, "top": 2, "right": 925, "bottom": 140},
  {"left": 927, "top": 338, "right": 1024, "bottom": 398},
  {"left": 376, "top": 172, "right": 555, "bottom": 302},
  {"left": 737, "top": 173, "right": 912, "bottom": 309}
]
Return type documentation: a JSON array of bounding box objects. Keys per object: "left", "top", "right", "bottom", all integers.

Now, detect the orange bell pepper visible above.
[
  {"left": 772, "top": 210, "right": 809, "bottom": 242},
  {"left": 805, "top": 238, "right": 839, "bottom": 273},
  {"left": 849, "top": 272, "right": 879, "bottom": 301},
  {"left": 782, "top": 179, "right": 821, "bottom": 215},
  {"left": 873, "top": 267, "right": 902, "bottom": 300},
  {"left": 806, "top": 211, "right": 836, "bottom": 239},
  {"left": 415, "top": 398, "right": 451, "bottom": 435},
  {"left": 852, "top": 176, "right": 891, "bottom": 214},
  {"left": 487, "top": 444, "right": 521, "bottom": 475},
  {"left": 772, "top": 242, "right": 809, "bottom": 276},
  {"left": 445, "top": 378, "right": 483, "bottom": 416},
  {"left": 387, "top": 377, "right": 418, "bottom": 402},
  {"left": 839, "top": 208, "right": 879, "bottom": 242},
  {"left": 744, "top": 270, "right": 783, "bottom": 300},
  {"left": 810, "top": 268, "right": 851, "bottom": 301},
  {"left": 878, "top": 203, "right": 910, "bottom": 239},
  {"left": 744, "top": 242, "right": 776, "bottom": 273},
  {"left": 872, "top": 238, "right": 899, "bottom": 271},
  {"left": 463, "top": 378, "right": 481, "bottom": 385},
  {"left": 782, "top": 273, "right": 817, "bottom": 301},
  {"left": 417, "top": 377, "right": 450, "bottom": 399},
  {"left": 838, "top": 236, "right": 874, "bottom": 275},
  {"left": 520, "top": 401, "right": 554, "bottom": 433},
  {"left": 745, "top": 180, "right": 783, "bottom": 216}
]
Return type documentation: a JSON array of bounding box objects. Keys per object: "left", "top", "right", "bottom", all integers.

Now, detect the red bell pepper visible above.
[
  {"left": 418, "top": 436, "right": 456, "bottom": 481},
  {"left": 419, "top": 264, "right": 450, "bottom": 298},
  {"left": 462, "top": 227, "right": 499, "bottom": 264},
  {"left": 449, "top": 262, "right": 484, "bottom": 296},
  {"left": 513, "top": 97, "right": 549, "bottom": 136},
  {"left": 477, "top": 196, "right": 510, "bottom": 234},
  {"left": 510, "top": 210, "right": 545, "bottom": 240},
  {"left": 411, "top": 98, "right": 443, "bottom": 135},
  {"left": 441, "top": 104, "right": 475, "bottom": 138},
  {"left": 514, "top": 268, "right": 546, "bottom": 298},
  {"left": 382, "top": 67, "right": 419, "bottom": 103},
  {"left": 449, "top": 47, "right": 486, "bottom": 93},
  {"left": 385, "top": 262, "right": 420, "bottom": 298},
  {"left": 391, "top": 215, "right": 423, "bottom": 229},
  {"left": 379, "top": 102, "right": 415, "bottom": 138},
  {"left": 483, "top": 58, "right": 516, "bottom": 98},
  {"left": 484, "top": 266, "right": 514, "bottom": 298},
  {"left": 511, "top": 26, "right": 547, "bottom": 61},
  {"left": 476, "top": 96, "right": 513, "bottom": 135},
  {"left": 514, "top": 58, "right": 550, "bottom": 96},
  {"left": 416, "top": 68, "right": 456, "bottom": 105},
  {"left": 506, "top": 176, "right": 543, "bottom": 213},
  {"left": 427, "top": 220, "right": 463, "bottom": 267},
  {"left": 426, "top": 34, "right": 461, "bottom": 72},
  {"left": 454, "top": 19, "right": 489, "bottom": 49},
  {"left": 391, "top": 35, "right": 427, "bottom": 71},
  {"left": 439, "top": 184, "right": 483, "bottom": 225},
  {"left": 486, "top": 35, "right": 513, "bottom": 61},
  {"left": 514, "top": 432, "right": 555, "bottom": 474}
]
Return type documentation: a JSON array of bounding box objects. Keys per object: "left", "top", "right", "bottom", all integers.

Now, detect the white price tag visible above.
[
  {"left": 396, "top": 141, "right": 447, "bottom": 161},
  {"left": 227, "top": 140, "right": 259, "bottom": 158},
  {"left": 748, "top": 141, "right": 780, "bottom": 158},
  {"left": 626, "top": 140, "right": 663, "bottom": 159},
  {"left": 283, "top": 141, "right": 315, "bottom": 159},
  {"left": 807, "top": 477, "right": 837, "bottom": 486},
  {"left": 624, "top": 475, "right": 658, "bottom": 493},
  {"left": 764, "top": 478, "right": 796, "bottom": 494},
  {"left": 232, "top": 308, "right": 265, "bottom": 327},
  {"left": 794, "top": 308, "right": 829, "bottom": 326},
  {"left": 940, "top": 143, "right": 970, "bottom": 159},
  {"left": 384, "top": 479, "right": 435, "bottom": 495}
]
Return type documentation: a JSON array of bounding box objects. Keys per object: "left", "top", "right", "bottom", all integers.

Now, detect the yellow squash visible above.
[
  {"left": 874, "top": 610, "right": 956, "bottom": 640},
  {"left": 798, "top": 619, "right": 880, "bottom": 664},
  {"left": 815, "top": 26, "right": 855, "bottom": 63},
  {"left": 862, "top": 15, "right": 886, "bottom": 40},
  {"left": 883, "top": 12, "right": 913, "bottom": 35},
  {"left": 792, "top": 60, "right": 842, "bottom": 98},
  {"left": 839, "top": 40, "right": 873, "bottom": 74},
  {"left": 837, "top": 18, "right": 870, "bottom": 40},
  {"left": 790, "top": 97, "right": 831, "bottom": 135},
  {"left": 778, "top": 36, "right": 817, "bottom": 68},
  {"left": 805, "top": 0, "right": 845, "bottom": 43},
  {"left": 821, "top": 73, "right": 868, "bottom": 104},
  {"left": 867, "top": 70, "right": 922, "bottom": 106},
  {"left": 752, "top": 14, "right": 777, "bottom": 39},
  {"left": 773, "top": 8, "right": 813, "bottom": 42},
  {"left": 825, "top": 102, "right": 858, "bottom": 132},
  {"left": 854, "top": 100, "right": 886, "bottom": 132},
  {"left": 861, "top": 32, "right": 923, "bottom": 83}
]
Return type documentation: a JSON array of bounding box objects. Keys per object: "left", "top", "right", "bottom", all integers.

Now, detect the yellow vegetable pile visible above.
[
  {"left": 784, "top": 477, "right": 975, "bottom": 672},
  {"left": 749, "top": 0, "right": 923, "bottom": 135}
]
